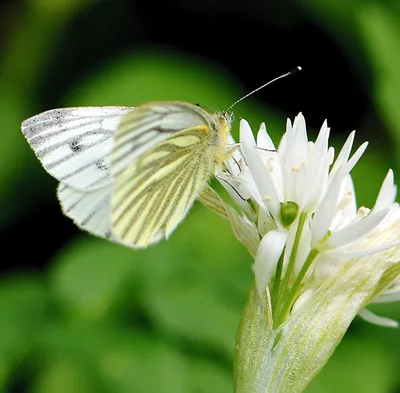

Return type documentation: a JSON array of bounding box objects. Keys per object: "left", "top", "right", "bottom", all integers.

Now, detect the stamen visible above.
[
  {"left": 266, "top": 157, "right": 275, "bottom": 171},
  {"left": 358, "top": 206, "right": 371, "bottom": 217}
]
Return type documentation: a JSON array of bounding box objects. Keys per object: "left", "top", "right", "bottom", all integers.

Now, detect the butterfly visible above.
[{"left": 21, "top": 102, "right": 233, "bottom": 248}]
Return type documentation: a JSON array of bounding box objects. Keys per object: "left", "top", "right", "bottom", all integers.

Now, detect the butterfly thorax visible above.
[{"left": 210, "top": 111, "right": 233, "bottom": 166}]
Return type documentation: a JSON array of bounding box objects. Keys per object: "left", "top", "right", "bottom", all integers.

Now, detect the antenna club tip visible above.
[{"left": 290, "top": 66, "right": 302, "bottom": 75}]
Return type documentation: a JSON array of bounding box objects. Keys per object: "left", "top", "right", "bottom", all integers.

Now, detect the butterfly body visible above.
[{"left": 21, "top": 101, "right": 233, "bottom": 248}]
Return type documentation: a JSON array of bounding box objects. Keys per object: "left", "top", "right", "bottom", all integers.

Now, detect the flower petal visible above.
[
  {"left": 374, "top": 169, "right": 397, "bottom": 211},
  {"left": 253, "top": 230, "right": 288, "bottom": 295},
  {"left": 323, "top": 207, "right": 390, "bottom": 250},
  {"left": 330, "top": 131, "right": 355, "bottom": 176},
  {"left": 240, "top": 119, "right": 281, "bottom": 219},
  {"left": 359, "top": 308, "right": 399, "bottom": 328},
  {"left": 311, "top": 169, "right": 347, "bottom": 246},
  {"left": 257, "top": 123, "right": 276, "bottom": 150}
]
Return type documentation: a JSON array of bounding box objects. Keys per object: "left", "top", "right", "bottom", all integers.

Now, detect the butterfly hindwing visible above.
[{"left": 57, "top": 182, "right": 113, "bottom": 239}]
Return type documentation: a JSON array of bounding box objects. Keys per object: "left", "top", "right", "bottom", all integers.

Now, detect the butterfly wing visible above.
[
  {"left": 111, "top": 102, "right": 212, "bottom": 176},
  {"left": 22, "top": 106, "right": 134, "bottom": 190},
  {"left": 110, "top": 102, "right": 217, "bottom": 248},
  {"left": 57, "top": 182, "right": 113, "bottom": 239}
]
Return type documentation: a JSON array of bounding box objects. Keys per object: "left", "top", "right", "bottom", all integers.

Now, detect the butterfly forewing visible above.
[
  {"left": 22, "top": 106, "right": 133, "bottom": 190},
  {"left": 111, "top": 102, "right": 213, "bottom": 177},
  {"left": 110, "top": 103, "right": 217, "bottom": 247}
]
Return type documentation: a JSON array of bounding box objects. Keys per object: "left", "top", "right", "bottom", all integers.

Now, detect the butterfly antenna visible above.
[{"left": 226, "top": 66, "right": 302, "bottom": 112}]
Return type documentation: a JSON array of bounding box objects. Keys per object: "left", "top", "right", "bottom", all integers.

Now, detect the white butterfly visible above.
[{"left": 22, "top": 103, "right": 232, "bottom": 248}]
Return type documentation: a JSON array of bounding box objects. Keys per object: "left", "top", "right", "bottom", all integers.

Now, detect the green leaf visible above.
[
  {"left": 139, "top": 206, "right": 252, "bottom": 356},
  {"left": 307, "top": 336, "right": 397, "bottom": 393},
  {"left": 357, "top": 5, "right": 400, "bottom": 166},
  {"left": 49, "top": 237, "right": 145, "bottom": 321},
  {"left": 190, "top": 357, "right": 231, "bottom": 393},
  {"left": 0, "top": 274, "right": 50, "bottom": 388},
  {"left": 35, "top": 322, "right": 210, "bottom": 393}
]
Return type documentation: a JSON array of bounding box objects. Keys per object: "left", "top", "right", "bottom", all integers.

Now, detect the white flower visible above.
[
  {"left": 217, "top": 113, "right": 400, "bottom": 327},
  {"left": 200, "top": 113, "right": 400, "bottom": 392}
]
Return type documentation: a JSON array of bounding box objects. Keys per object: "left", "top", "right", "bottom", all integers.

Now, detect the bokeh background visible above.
[{"left": 1, "top": 0, "right": 400, "bottom": 392}]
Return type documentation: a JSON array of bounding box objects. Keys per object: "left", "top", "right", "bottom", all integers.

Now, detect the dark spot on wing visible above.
[
  {"left": 95, "top": 159, "right": 109, "bottom": 171},
  {"left": 69, "top": 139, "right": 82, "bottom": 152}
]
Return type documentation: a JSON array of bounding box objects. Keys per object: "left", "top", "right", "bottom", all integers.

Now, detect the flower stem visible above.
[
  {"left": 271, "top": 251, "right": 285, "bottom": 309},
  {"left": 273, "top": 212, "right": 308, "bottom": 326},
  {"left": 276, "top": 248, "right": 319, "bottom": 326}
]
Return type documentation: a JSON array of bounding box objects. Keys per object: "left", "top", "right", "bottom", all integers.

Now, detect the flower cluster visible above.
[{"left": 200, "top": 113, "right": 400, "bottom": 392}]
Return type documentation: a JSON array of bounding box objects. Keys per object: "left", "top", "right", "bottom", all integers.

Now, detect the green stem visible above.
[
  {"left": 276, "top": 248, "right": 319, "bottom": 326},
  {"left": 271, "top": 251, "right": 285, "bottom": 309},
  {"left": 274, "top": 213, "right": 308, "bottom": 324}
]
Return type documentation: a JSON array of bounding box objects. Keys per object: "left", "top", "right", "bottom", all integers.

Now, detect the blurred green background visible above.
[{"left": 1, "top": 0, "right": 400, "bottom": 392}]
